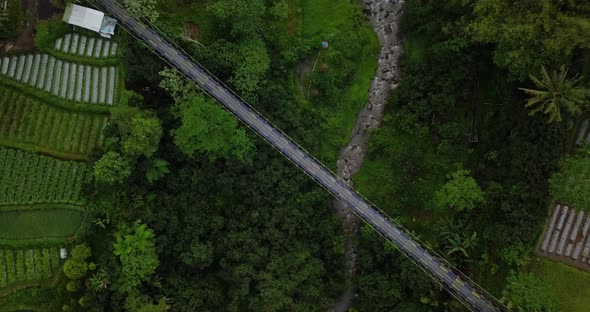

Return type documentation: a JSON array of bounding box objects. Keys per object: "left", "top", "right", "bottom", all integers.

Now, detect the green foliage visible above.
[
  {"left": 520, "top": 65, "right": 588, "bottom": 123},
  {"left": 88, "top": 270, "right": 110, "bottom": 293},
  {"left": 468, "top": 0, "right": 590, "bottom": 80},
  {"left": 355, "top": 0, "right": 572, "bottom": 308},
  {"left": 230, "top": 38, "right": 270, "bottom": 96},
  {"left": 434, "top": 168, "right": 485, "bottom": 212},
  {"left": 121, "top": 0, "right": 159, "bottom": 23},
  {"left": 66, "top": 279, "right": 81, "bottom": 292},
  {"left": 110, "top": 107, "right": 163, "bottom": 158},
  {"left": 502, "top": 272, "right": 558, "bottom": 312},
  {"left": 122, "top": 116, "right": 163, "bottom": 158},
  {"left": 63, "top": 243, "right": 92, "bottom": 280},
  {"left": 172, "top": 92, "right": 253, "bottom": 162},
  {"left": 0, "top": 0, "right": 23, "bottom": 39},
  {"left": 549, "top": 156, "right": 590, "bottom": 212},
  {"left": 500, "top": 241, "right": 528, "bottom": 269},
  {"left": 63, "top": 259, "right": 88, "bottom": 280},
  {"left": 159, "top": 69, "right": 254, "bottom": 162},
  {"left": 34, "top": 19, "right": 71, "bottom": 50},
  {"left": 144, "top": 159, "right": 170, "bottom": 184},
  {"left": 94, "top": 151, "right": 133, "bottom": 184},
  {"left": 113, "top": 222, "right": 159, "bottom": 293},
  {"left": 71, "top": 243, "right": 91, "bottom": 260},
  {"left": 209, "top": 0, "right": 266, "bottom": 37}
]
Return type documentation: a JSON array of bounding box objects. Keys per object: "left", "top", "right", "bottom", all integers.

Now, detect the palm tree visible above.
[{"left": 519, "top": 65, "right": 588, "bottom": 123}]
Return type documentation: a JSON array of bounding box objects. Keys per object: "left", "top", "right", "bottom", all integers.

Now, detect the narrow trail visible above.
[{"left": 331, "top": 0, "right": 405, "bottom": 310}]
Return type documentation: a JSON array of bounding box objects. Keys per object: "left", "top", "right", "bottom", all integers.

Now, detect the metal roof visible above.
[{"left": 63, "top": 4, "right": 105, "bottom": 33}]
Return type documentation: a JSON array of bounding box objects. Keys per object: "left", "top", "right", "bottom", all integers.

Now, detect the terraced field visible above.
[
  {"left": 0, "top": 147, "right": 90, "bottom": 207},
  {"left": 0, "top": 248, "right": 61, "bottom": 287},
  {"left": 53, "top": 33, "right": 119, "bottom": 58},
  {"left": 0, "top": 86, "right": 107, "bottom": 159},
  {"left": 0, "top": 54, "right": 119, "bottom": 106},
  {"left": 0, "top": 30, "right": 123, "bottom": 301}
]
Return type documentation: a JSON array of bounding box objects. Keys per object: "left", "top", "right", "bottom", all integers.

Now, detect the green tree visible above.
[
  {"left": 112, "top": 107, "right": 163, "bottom": 158},
  {"left": 209, "top": 0, "right": 266, "bottom": 37},
  {"left": 66, "top": 280, "right": 81, "bottom": 293},
  {"left": 122, "top": 116, "right": 163, "bottom": 158},
  {"left": 434, "top": 168, "right": 485, "bottom": 212},
  {"left": 121, "top": 0, "right": 158, "bottom": 22},
  {"left": 172, "top": 93, "right": 253, "bottom": 162},
  {"left": 94, "top": 151, "right": 132, "bottom": 184},
  {"left": 501, "top": 272, "right": 558, "bottom": 312},
  {"left": 114, "top": 222, "right": 159, "bottom": 293},
  {"left": 468, "top": 0, "right": 590, "bottom": 80},
  {"left": 519, "top": 66, "right": 588, "bottom": 123},
  {"left": 230, "top": 38, "right": 270, "bottom": 96},
  {"left": 63, "top": 244, "right": 92, "bottom": 280}
]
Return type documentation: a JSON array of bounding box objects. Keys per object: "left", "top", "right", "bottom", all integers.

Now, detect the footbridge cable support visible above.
[{"left": 93, "top": 1, "right": 506, "bottom": 311}]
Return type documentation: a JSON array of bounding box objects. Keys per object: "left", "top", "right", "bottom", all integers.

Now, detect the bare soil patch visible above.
[{"left": 184, "top": 22, "right": 200, "bottom": 40}]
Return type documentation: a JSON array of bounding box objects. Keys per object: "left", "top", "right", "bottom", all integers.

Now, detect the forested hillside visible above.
[
  {"left": 2, "top": 0, "right": 590, "bottom": 311},
  {"left": 356, "top": 1, "right": 590, "bottom": 311}
]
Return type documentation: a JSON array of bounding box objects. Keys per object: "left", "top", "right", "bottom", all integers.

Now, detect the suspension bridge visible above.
[{"left": 91, "top": 1, "right": 507, "bottom": 311}]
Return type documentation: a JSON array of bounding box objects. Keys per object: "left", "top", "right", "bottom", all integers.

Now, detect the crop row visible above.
[
  {"left": 54, "top": 33, "right": 118, "bottom": 58},
  {"left": 0, "top": 86, "right": 107, "bottom": 157},
  {"left": 0, "top": 54, "right": 118, "bottom": 106},
  {"left": 0, "top": 147, "right": 90, "bottom": 206},
  {"left": 0, "top": 247, "right": 60, "bottom": 287}
]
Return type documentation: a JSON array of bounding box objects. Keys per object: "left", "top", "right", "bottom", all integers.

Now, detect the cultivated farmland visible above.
[
  {"left": 0, "top": 248, "right": 60, "bottom": 287},
  {"left": 0, "top": 54, "right": 119, "bottom": 106},
  {"left": 0, "top": 147, "right": 90, "bottom": 206},
  {"left": 0, "top": 86, "right": 107, "bottom": 159},
  {"left": 53, "top": 33, "right": 119, "bottom": 58}
]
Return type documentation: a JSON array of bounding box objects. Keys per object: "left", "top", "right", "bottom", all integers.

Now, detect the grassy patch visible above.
[
  {"left": 301, "top": 0, "right": 354, "bottom": 40},
  {"left": 0, "top": 209, "right": 82, "bottom": 241},
  {"left": 528, "top": 258, "right": 590, "bottom": 312},
  {"left": 300, "top": 0, "right": 380, "bottom": 163}
]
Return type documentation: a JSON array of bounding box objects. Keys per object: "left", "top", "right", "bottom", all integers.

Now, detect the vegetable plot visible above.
[
  {"left": 0, "top": 248, "right": 60, "bottom": 287},
  {"left": 0, "top": 147, "right": 90, "bottom": 206},
  {"left": 0, "top": 54, "right": 119, "bottom": 106},
  {"left": 0, "top": 86, "right": 107, "bottom": 158}
]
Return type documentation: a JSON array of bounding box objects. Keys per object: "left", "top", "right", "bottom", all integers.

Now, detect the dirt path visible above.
[{"left": 330, "top": 0, "right": 405, "bottom": 310}]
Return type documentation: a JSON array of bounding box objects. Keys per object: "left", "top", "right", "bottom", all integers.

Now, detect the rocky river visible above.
[{"left": 331, "top": 0, "right": 405, "bottom": 310}]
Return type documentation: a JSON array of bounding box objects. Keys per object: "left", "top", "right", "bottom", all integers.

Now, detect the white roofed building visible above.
[{"left": 62, "top": 4, "right": 117, "bottom": 38}]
